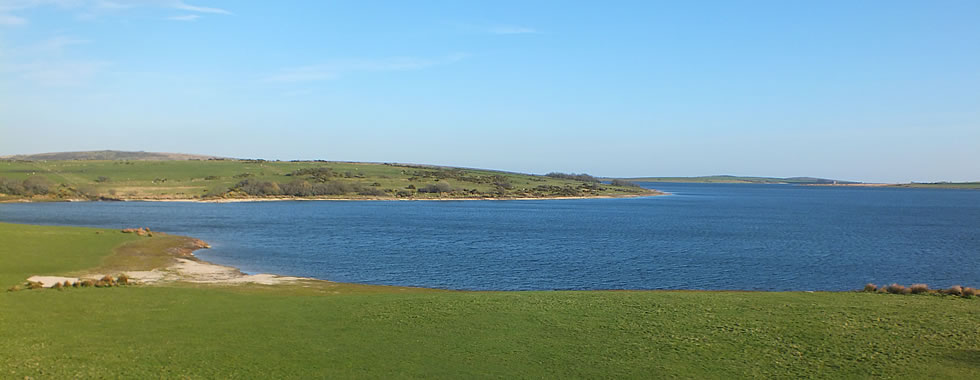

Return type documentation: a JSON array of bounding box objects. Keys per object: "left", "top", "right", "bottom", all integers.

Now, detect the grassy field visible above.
[
  {"left": 2, "top": 222, "right": 979, "bottom": 378},
  {"left": 0, "top": 159, "right": 654, "bottom": 200},
  {"left": 620, "top": 175, "right": 857, "bottom": 185}
]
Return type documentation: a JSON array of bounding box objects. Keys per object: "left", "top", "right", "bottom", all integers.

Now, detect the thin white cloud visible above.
[
  {"left": 167, "top": 14, "right": 199, "bottom": 21},
  {"left": 0, "top": 13, "right": 28, "bottom": 26},
  {"left": 4, "top": 60, "right": 111, "bottom": 86},
  {"left": 33, "top": 35, "right": 91, "bottom": 53},
  {"left": 489, "top": 25, "right": 538, "bottom": 35},
  {"left": 172, "top": 1, "right": 229, "bottom": 14},
  {"left": 266, "top": 54, "right": 468, "bottom": 83}
]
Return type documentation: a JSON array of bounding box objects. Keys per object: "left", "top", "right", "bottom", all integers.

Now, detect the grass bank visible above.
[
  {"left": 1, "top": 223, "right": 978, "bottom": 378},
  {"left": 0, "top": 159, "right": 656, "bottom": 201}
]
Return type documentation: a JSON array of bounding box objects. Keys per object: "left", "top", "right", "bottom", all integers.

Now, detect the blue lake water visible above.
[{"left": 0, "top": 183, "right": 977, "bottom": 291}]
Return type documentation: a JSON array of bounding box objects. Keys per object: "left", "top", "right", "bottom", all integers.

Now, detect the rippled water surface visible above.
[{"left": 1, "top": 183, "right": 977, "bottom": 290}]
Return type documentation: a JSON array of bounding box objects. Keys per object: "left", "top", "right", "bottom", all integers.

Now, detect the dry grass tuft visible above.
[
  {"left": 885, "top": 283, "right": 909, "bottom": 295},
  {"left": 909, "top": 284, "right": 930, "bottom": 294}
]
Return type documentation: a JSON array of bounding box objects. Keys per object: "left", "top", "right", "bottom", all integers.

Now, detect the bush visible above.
[
  {"left": 863, "top": 283, "right": 877, "bottom": 292},
  {"left": 0, "top": 176, "right": 25, "bottom": 195},
  {"left": 418, "top": 182, "right": 453, "bottom": 194},
  {"left": 22, "top": 176, "right": 54, "bottom": 195},
  {"left": 311, "top": 181, "right": 352, "bottom": 196},
  {"left": 610, "top": 179, "right": 642, "bottom": 188},
  {"left": 909, "top": 284, "right": 930, "bottom": 294},
  {"left": 885, "top": 283, "right": 909, "bottom": 294},
  {"left": 280, "top": 180, "right": 313, "bottom": 197},
  {"left": 545, "top": 172, "right": 600, "bottom": 183},
  {"left": 235, "top": 179, "right": 282, "bottom": 196}
]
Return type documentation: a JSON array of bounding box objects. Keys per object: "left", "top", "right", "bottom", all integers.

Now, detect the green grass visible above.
[
  {"left": 0, "top": 222, "right": 137, "bottom": 287},
  {"left": 0, "top": 159, "right": 655, "bottom": 200},
  {"left": 2, "top": 223, "right": 979, "bottom": 378}
]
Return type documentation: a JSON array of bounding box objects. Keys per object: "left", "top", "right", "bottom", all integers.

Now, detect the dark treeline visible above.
[
  {"left": 545, "top": 172, "right": 599, "bottom": 183},
  {"left": 609, "top": 179, "right": 643, "bottom": 188},
  {"left": 230, "top": 179, "right": 386, "bottom": 197},
  {"left": 0, "top": 176, "right": 55, "bottom": 196}
]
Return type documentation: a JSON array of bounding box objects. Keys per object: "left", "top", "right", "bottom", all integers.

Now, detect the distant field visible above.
[
  {"left": 621, "top": 175, "right": 857, "bottom": 185},
  {"left": 0, "top": 159, "right": 654, "bottom": 200},
  {"left": 2, "top": 222, "right": 979, "bottom": 378},
  {"left": 890, "top": 182, "right": 980, "bottom": 190}
]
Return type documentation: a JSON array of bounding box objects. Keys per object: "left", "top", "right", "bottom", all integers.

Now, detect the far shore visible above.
[{"left": 0, "top": 191, "right": 666, "bottom": 204}]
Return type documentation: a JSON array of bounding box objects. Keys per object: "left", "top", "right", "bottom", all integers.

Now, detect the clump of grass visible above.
[
  {"left": 964, "top": 287, "right": 977, "bottom": 298},
  {"left": 100, "top": 274, "right": 116, "bottom": 286},
  {"left": 944, "top": 285, "right": 963, "bottom": 296},
  {"left": 909, "top": 284, "right": 930, "bottom": 294},
  {"left": 885, "top": 283, "right": 909, "bottom": 295},
  {"left": 863, "top": 283, "right": 877, "bottom": 292}
]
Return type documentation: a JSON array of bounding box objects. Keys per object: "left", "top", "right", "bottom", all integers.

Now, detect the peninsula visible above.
[{"left": 0, "top": 151, "right": 658, "bottom": 202}]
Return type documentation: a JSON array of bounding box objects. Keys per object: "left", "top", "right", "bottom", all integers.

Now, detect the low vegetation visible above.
[
  {"left": 1, "top": 222, "right": 978, "bottom": 378},
  {"left": 0, "top": 159, "right": 657, "bottom": 201}
]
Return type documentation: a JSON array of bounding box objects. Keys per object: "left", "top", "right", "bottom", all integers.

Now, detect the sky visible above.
[{"left": 1, "top": 1, "right": 978, "bottom": 183}]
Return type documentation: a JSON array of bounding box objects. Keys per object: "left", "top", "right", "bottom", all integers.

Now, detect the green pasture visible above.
[{"left": 1, "top": 222, "right": 978, "bottom": 378}]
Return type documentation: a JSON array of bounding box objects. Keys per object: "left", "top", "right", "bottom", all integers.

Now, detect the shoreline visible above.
[{"left": 1, "top": 191, "right": 665, "bottom": 204}]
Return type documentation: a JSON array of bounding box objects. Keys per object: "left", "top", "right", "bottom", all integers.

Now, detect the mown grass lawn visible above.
[{"left": 1, "top": 223, "right": 978, "bottom": 378}]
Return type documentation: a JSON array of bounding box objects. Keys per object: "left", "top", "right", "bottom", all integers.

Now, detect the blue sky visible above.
[{"left": 1, "top": 1, "right": 978, "bottom": 182}]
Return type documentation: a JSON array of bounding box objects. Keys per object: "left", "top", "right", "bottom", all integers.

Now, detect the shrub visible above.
[
  {"left": 885, "top": 283, "right": 908, "bottom": 294},
  {"left": 863, "top": 283, "right": 877, "bottom": 292},
  {"left": 418, "top": 182, "right": 453, "bottom": 194},
  {"left": 22, "top": 176, "right": 54, "bottom": 195},
  {"left": 545, "top": 172, "right": 600, "bottom": 183},
  {"left": 610, "top": 179, "right": 643, "bottom": 188},
  {"left": 909, "top": 284, "right": 930, "bottom": 294}
]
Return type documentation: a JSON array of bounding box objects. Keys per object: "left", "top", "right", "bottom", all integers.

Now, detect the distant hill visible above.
[
  {"left": 619, "top": 175, "right": 861, "bottom": 185},
  {"left": 0, "top": 150, "right": 222, "bottom": 161}
]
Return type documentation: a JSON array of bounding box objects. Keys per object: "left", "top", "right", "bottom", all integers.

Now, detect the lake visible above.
[{"left": 1, "top": 183, "right": 977, "bottom": 291}]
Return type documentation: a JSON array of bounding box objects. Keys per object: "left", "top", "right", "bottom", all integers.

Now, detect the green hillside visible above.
[{"left": 0, "top": 157, "right": 656, "bottom": 201}]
